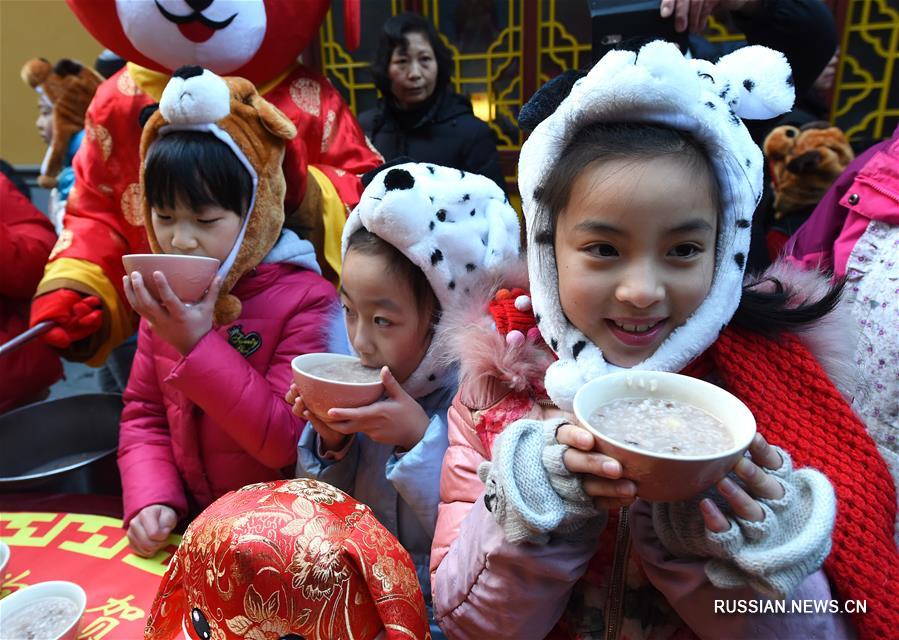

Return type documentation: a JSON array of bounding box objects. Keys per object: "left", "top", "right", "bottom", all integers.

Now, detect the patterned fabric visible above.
[
  {"left": 692, "top": 326, "right": 899, "bottom": 640},
  {"left": 844, "top": 220, "right": 899, "bottom": 515},
  {"left": 145, "top": 478, "right": 429, "bottom": 640}
]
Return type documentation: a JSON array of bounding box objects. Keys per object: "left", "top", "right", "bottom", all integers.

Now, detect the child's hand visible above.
[
  {"left": 324, "top": 367, "right": 430, "bottom": 451},
  {"left": 700, "top": 433, "right": 785, "bottom": 533},
  {"left": 128, "top": 504, "right": 177, "bottom": 557},
  {"left": 556, "top": 423, "right": 637, "bottom": 510},
  {"left": 124, "top": 270, "right": 222, "bottom": 355},
  {"left": 286, "top": 383, "right": 350, "bottom": 452}
]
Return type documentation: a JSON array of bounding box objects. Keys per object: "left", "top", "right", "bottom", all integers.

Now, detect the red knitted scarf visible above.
[
  {"left": 486, "top": 296, "right": 898, "bottom": 637},
  {"left": 683, "top": 326, "right": 898, "bottom": 640}
]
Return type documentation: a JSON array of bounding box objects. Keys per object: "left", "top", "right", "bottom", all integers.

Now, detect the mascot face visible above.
[{"left": 66, "top": 0, "right": 330, "bottom": 84}]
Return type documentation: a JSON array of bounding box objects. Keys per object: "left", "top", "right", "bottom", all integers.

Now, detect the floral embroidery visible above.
[
  {"left": 289, "top": 77, "right": 321, "bottom": 116},
  {"left": 116, "top": 71, "right": 142, "bottom": 96},
  {"left": 120, "top": 183, "right": 143, "bottom": 226},
  {"left": 321, "top": 109, "right": 336, "bottom": 153},
  {"left": 287, "top": 529, "right": 351, "bottom": 600},
  {"left": 145, "top": 479, "right": 429, "bottom": 639},
  {"left": 85, "top": 114, "right": 112, "bottom": 161}
]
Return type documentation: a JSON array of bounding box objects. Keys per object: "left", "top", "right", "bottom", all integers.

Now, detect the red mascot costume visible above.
[{"left": 31, "top": 1, "right": 381, "bottom": 366}]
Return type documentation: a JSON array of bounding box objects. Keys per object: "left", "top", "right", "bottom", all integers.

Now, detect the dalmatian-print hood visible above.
[
  {"left": 344, "top": 162, "right": 521, "bottom": 398},
  {"left": 518, "top": 40, "right": 794, "bottom": 410}
]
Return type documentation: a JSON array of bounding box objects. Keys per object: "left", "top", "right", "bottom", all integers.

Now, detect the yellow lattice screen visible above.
[
  {"left": 317, "top": 1, "right": 896, "bottom": 175},
  {"left": 833, "top": 0, "right": 898, "bottom": 142}
]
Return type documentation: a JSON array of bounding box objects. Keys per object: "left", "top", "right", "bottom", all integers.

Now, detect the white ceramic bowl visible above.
[
  {"left": 573, "top": 370, "right": 756, "bottom": 502},
  {"left": 122, "top": 254, "right": 220, "bottom": 303},
  {"left": 0, "top": 580, "right": 87, "bottom": 640},
  {"left": 291, "top": 353, "right": 385, "bottom": 418}
]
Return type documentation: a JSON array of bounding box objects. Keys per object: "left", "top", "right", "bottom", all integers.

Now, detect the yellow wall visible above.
[{"left": 0, "top": 0, "right": 102, "bottom": 165}]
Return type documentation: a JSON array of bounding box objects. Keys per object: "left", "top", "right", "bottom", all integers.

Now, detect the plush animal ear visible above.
[
  {"left": 715, "top": 46, "right": 795, "bottom": 120},
  {"left": 223, "top": 75, "right": 296, "bottom": 140},
  {"left": 763, "top": 124, "right": 799, "bottom": 161},
  {"left": 248, "top": 91, "right": 297, "bottom": 141},
  {"left": 518, "top": 69, "right": 586, "bottom": 133},
  {"left": 138, "top": 103, "right": 159, "bottom": 128},
  {"left": 53, "top": 59, "right": 83, "bottom": 77},
  {"left": 361, "top": 156, "right": 415, "bottom": 187},
  {"left": 21, "top": 58, "right": 53, "bottom": 89}
]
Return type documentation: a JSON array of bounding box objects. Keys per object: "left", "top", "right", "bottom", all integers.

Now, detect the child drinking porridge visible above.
[
  {"left": 430, "top": 42, "right": 896, "bottom": 639},
  {"left": 118, "top": 68, "right": 341, "bottom": 557},
  {"left": 289, "top": 161, "right": 521, "bottom": 638}
]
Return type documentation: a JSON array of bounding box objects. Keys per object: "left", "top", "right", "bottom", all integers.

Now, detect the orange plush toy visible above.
[
  {"left": 763, "top": 122, "right": 854, "bottom": 259},
  {"left": 20, "top": 58, "right": 103, "bottom": 189},
  {"left": 146, "top": 479, "right": 430, "bottom": 640}
]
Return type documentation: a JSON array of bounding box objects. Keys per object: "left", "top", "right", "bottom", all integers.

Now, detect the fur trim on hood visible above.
[
  {"left": 748, "top": 261, "right": 858, "bottom": 402},
  {"left": 433, "top": 258, "right": 552, "bottom": 395}
]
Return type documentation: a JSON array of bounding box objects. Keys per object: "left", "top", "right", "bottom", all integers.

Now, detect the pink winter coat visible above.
[
  {"left": 118, "top": 262, "right": 339, "bottom": 526},
  {"left": 430, "top": 267, "right": 855, "bottom": 640}
]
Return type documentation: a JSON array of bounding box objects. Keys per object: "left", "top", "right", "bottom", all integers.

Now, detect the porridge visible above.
[
  {"left": 589, "top": 397, "right": 733, "bottom": 456},
  {"left": 307, "top": 360, "right": 382, "bottom": 384},
  {"left": 1, "top": 596, "right": 80, "bottom": 639}
]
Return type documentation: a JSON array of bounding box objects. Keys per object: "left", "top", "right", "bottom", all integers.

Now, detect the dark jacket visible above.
[
  {"left": 358, "top": 91, "right": 507, "bottom": 191},
  {"left": 689, "top": 0, "right": 838, "bottom": 274}
]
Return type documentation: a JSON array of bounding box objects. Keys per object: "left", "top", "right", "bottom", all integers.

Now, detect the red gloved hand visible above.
[{"left": 30, "top": 289, "right": 104, "bottom": 349}]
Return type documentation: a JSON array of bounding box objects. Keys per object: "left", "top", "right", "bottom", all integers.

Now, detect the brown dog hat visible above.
[
  {"left": 139, "top": 66, "right": 297, "bottom": 325},
  {"left": 20, "top": 58, "right": 103, "bottom": 188}
]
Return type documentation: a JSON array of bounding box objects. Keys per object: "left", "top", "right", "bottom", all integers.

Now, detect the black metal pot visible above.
[{"left": 0, "top": 394, "right": 123, "bottom": 495}]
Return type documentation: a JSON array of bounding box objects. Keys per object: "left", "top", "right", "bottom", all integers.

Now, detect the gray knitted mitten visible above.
[
  {"left": 479, "top": 418, "right": 604, "bottom": 545},
  {"left": 652, "top": 447, "right": 836, "bottom": 598}
]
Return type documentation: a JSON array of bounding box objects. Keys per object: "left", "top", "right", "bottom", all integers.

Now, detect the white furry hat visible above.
[
  {"left": 344, "top": 162, "right": 521, "bottom": 397},
  {"left": 518, "top": 41, "right": 794, "bottom": 410}
]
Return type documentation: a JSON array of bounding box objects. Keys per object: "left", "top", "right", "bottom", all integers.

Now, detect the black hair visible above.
[
  {"left": 143, "top": 131, "right": 252, "bottom": 217},
  {"left": 533, "top": 122, "right": 718, "bottom": 248},
  {"left": 534, "top": 121, "right": 841, "bottom": 334},
  {"left": 732, "top": 276, "right": 845, "bottom": 335},
  {"left": 369, "top": 12, "right": 452, "bottom": 101},
  {"left": 345, "top": 227, "right": 441, "bottom": 326}
]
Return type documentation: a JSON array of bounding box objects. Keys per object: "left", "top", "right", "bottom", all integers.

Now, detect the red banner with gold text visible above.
[{"left": 1, "top": 512, "right": 180, "bottom": 639}]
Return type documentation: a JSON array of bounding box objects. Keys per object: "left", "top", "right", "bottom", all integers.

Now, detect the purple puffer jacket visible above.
[{"left": 118, "top": 263, "right": 339, "bottom": 526}]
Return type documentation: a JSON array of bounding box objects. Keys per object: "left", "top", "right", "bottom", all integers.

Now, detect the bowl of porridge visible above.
[
  {"left": 122, "top": 254, "right": 220, "bottom": 303},
  {"left": 0, "top": 580, "right": 86, "bottom": 640},
  {"left": 291, "top": 353, "right": 385, "bottom": 418},
  {"left": 573, "top": 371, "right": 756, "bottom": 502}
]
